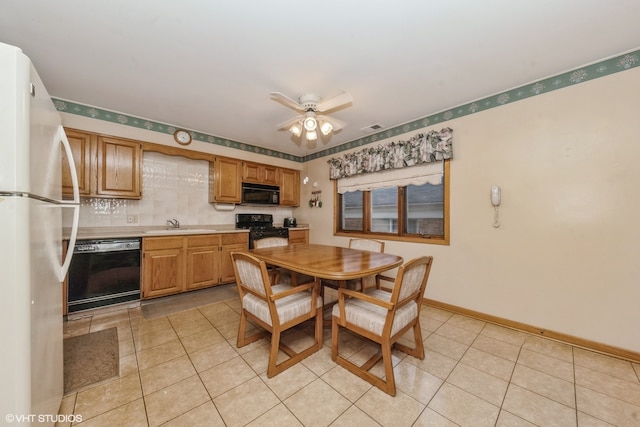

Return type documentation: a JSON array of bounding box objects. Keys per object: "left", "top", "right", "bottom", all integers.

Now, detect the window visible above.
[{"left": 336, "top": 160, "right": 449, "bottom": 245}]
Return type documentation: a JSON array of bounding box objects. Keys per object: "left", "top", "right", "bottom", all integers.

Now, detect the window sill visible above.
[{"left": 335, "top": 231, "right": 449, "bottom": 246}]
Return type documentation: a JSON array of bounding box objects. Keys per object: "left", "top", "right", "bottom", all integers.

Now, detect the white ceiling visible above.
[{"left": 2, "top": 1, "right": 639, "bottom": 158}]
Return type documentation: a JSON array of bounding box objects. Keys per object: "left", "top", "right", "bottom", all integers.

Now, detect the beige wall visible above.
[{"left": 297, "top": 68, "right": 640, "bottom": 353}]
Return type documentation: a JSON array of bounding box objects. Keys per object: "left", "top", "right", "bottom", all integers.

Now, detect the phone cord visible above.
[{"left": 493, "top": 206, "right": 500, "bottom": 228}]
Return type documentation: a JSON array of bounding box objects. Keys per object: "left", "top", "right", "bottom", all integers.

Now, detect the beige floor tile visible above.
[
  {"left": 301, "top": 346, "right": 336, "bottom": 376},
  {"left": 501, "top": 384, "right": 575, "bottom": 426},
  {"left": 199, "top": 356, "right": 257, "bottom": 398},
  {"left": 428, "top": 383, "right": 499, "bottom": 427},
  {"left": 471, "top": 334, "right": 520, "bottom": 362},
  {"left": 412, "top": 407, "right": 459, "bottom": 427},
  {"left": 201, "top": 303, "right": 241, "bottom": 326},
  {"left": 133, "top": 327, "right": 179, "bottom": 352},
  {"left": 321, "top": 365, "right": 372, "bottom": 403},
  {"left": 245, "top": 402, "right": 304, "bottom": 427},
  {"left": 480, "top": 324, "right": 527, "bottom": 347},
  {"left": 285, "top": 379, "right": 352, "bottom": 427},
  {"left": 447, "top": 362, "right": 509, "bottom": 406},
  {"left": 167, "top": 307, "right": 206, "bottom": 326},
  {"left": 63, "top": 317, "right": 91, "bottom": 338},
  {"left": 445, "top": 313, "right": 486, "bottom": 334},
  {"left": 511, "top": 364, "right": 575, "bottom": 408},
  {"left": 171, "top": 316, "right": 214, "bottom": 338},
  {"left": 330, "top": 405, "right": 381, "bottom": 426},
  {"left": 575, "top": 365, "right": 640, "bottom": 406},
  {"left": 521, "top": 335, "right": 573, "bottom": 363},
  {"left": 516, "top": 348, "right": 574, "bottom": 383},
  {"left": 180, "top": 327, "right": 225, "bottom": 353},
  {"left": 139, "top": 354, "right": 196, "bottom": 395},
  {"left": 130, "top": 315, "right": 171, "bottom": 337},
  {"left": 421, "top": 306, "right": 454, "bottom": 323},
  {"left": 163, "top": 401, "right": 225, "bottom": 426},
  {"left": 136, "top": 339, "right": 186, "bottom": 370},
  {"left": 495, "top": 410, "right": 537, "bottom": 426},
  {"left": 577, "top": 410, "right": 619, "bottom": 426},
  {"left": 403, "top": 348, "right": 457, "bottom": 380},
  {"left": 214, "top": 376, "right": 280, "bottom": 426},
  {"left": 74, "top": 374, "right": 142, "bottom": 421},
  {"left": 56, "top": 394, "right": 76, "bottom": 427},
  {"left": 118, "top": 338, "right": 135, "bottom": 357},
  {"left": 71, "top": 398, "right": 147, "bottom": 427},
  {"left": 189, "top": 340, "right": 239, "bottom": 372},
  {"left": 260, "top": 362, "right": 317, "bottom": 400},
  {"left": 424, "top": 332, "right": 469, "bottom": 360},
  {"left": 212, "top": 319, "right": 242, "bottom": 340},
  {"left": 356, "top": 386, "right": 425, "bottom": 427},
  {"left": 435, "top": 323, "right": 479, "bottom": 346},
  {"left": 144, "top": 375, "right": 210, "bottom": 427},
  {"left": 119, "top": 353, "right": 138, "bottom": 378},
  {"left": 393, "top": 359, "right": 443, "bottom": 404},
  {"left": 576, "top": 385, "right": 640, "bottom": 427},
  {"left": 460, "top": 347, "right": 515, "bottom": 381},
  {"left": 574, "top": 348, "right": 639, "bottom": 383}
]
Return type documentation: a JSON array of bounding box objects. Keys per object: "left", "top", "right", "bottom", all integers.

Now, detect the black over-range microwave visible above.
[{"left": 241, "top": 183, "right": 280, "bottom": 205}]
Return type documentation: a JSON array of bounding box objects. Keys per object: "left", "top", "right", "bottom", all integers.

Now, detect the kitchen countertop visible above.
[{"left": 64, "top": 225, "right": 309, "bottom": 240}]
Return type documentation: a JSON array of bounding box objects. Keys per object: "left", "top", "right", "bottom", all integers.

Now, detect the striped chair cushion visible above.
[
  {"left": 332, "top": 288, "right": 417, "bottom": 336},
  {"left": 244, "top": 289, "right": 322, "bottom": 326}
]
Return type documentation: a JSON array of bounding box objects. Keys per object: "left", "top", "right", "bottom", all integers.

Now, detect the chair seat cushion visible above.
[
  {"left": 332, "top": 289, "right": 417, "bottom": 336},
  {"left": 244, "top": 285, "right": 322, "bottom": 326}
]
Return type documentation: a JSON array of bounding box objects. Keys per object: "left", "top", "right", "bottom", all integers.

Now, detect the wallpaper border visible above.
[{"left": 52, "top": 49, "right": 639, "bottom": 164}]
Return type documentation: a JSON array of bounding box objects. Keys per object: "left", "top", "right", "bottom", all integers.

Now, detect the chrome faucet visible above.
[{"left": 166, "top": 218, "right": 180, "bottom": 229}]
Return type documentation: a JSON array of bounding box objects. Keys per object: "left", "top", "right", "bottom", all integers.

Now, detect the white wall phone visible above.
[{"left": 491, "top": 185, "right": 501, "bottom": 227}]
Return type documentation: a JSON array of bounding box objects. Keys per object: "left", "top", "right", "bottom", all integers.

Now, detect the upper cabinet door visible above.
[
  {"left": 280, "top": 168, "right": 300, "bottom": 206},
  {"left": 96, "top": 136, "right": 142, "bottom": 198},
  {"left": 62, "top": 129, "right": 92, "bottom": 199},
  {"left": 242, "top": 161, "right": 280, "bottom": 186},
  {"left": 210, "top": 157, "right": 242, "bottom": 203}
]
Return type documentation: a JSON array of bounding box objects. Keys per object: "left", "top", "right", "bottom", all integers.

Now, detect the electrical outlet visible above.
[{"left": 127, "top": 215, "right": 138, "bottom": 224}]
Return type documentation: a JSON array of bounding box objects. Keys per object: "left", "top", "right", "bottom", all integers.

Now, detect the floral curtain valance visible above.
[{"left": 327, "top": 127, "right": 453, "bottom": 180}]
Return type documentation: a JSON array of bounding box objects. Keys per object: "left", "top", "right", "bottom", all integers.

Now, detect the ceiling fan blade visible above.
[
  {"left": 317, "top": 115, "right": 347, "bottom": 131},
  {"left": 316, "top": 91, "right": 353, "bottom": 112},
  {"left": 270, "top": 92, "right": 305, "bottom": 112},
  {"left": 276, "top": 115, "right": 304, "bottom": 130}
]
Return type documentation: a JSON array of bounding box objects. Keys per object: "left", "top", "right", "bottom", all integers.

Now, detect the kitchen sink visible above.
[{"left": 143, "top": 228, "right": 216, "bottom": 235}]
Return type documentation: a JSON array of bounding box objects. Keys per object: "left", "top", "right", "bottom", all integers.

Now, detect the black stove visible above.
[{"left": 235, "top": 213, "right": 288, "bottom": 249}]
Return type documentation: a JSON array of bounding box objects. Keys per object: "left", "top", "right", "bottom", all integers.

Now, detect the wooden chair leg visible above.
[
  {"left": 394, "top": 320, "right": 425, "bottom": 360},
  {"left": 237, "top": 310, "right": 265, "bottom": 348}
]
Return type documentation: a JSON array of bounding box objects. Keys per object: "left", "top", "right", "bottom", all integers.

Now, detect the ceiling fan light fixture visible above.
[
  {"left": 320, "top": 121, "right": 333, "bottom": 136},
  {"left": 303, "top": 115, "right": 317, "bottom": 131},
  {"left": 289, "top": 122, "right": 302, "bottom": 137},
  {"left": 305, "top": 129, "right": 317, "bottom": 141}
]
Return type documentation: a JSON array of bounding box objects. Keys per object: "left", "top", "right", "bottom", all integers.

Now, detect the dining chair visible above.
[
  {"left": 322, "top": 238, "right": 386, "bottom": 305},
  {"left": 253, "top": 237, "right": 289, "bottom": 285},
  {"left": 331, "top": 256, "right": 433, "bottom": 395},
  {"left": 231, "top": 251, "right": 323, "bottom": 377}
]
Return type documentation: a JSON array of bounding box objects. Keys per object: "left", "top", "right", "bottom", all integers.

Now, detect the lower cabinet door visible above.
[
  {"left": 186, "top": 245, "right": 219, "bottom": 290},
  {"left": 142, "top": 248, "right": 184, "bottom": 298}
]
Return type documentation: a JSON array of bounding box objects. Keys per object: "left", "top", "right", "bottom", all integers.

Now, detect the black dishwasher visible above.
[{"left": 67, "top": 238, "right": 141, "bottom": 313}]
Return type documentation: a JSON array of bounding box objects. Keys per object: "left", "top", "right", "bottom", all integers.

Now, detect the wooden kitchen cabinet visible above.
[
  {"left": 142, "top": 237, "right": 185, "bottom": 298},
  {"left": 242, "top": 161, "right": 280, "bottom": 186},
  {"left": 62, "top": 128, "right": 142, "bottom": 199},
  {"left": 186, "top": 234, "right": 221, "bottom": 291},
  {"left": 288, "top": 229, "right": 308, "bottom": 244},
  {"left": 62, "top": 128, "right": 92, "bottom": 197},
  {"left": 280, "top": 168, "right": 300, "bottom": 206},
  {"left": 209, "top": 156, "right": 242, "bottom": 203},
  {"left": 219, "top": 233, "right": 249, "bottom": 283},
  {"left": 142, "top": 232, "right": 248, "bottom": 299}
]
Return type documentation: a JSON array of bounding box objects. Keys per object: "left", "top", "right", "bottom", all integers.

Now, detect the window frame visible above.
[{"left": 334, "top": 160, "right": 450, "bottom": 245}]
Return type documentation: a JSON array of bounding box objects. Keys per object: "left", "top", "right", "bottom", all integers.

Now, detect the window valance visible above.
[
  {"left": 336, "top": 161, "right": 443, "bottom": 194},
  {"left": 327, "top": 127, "right": 452, "bottom": 180}
]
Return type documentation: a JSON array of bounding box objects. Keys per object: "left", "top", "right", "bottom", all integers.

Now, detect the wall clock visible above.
[{"left": 173, "top": 129, "right": 192, "bottom": 145}]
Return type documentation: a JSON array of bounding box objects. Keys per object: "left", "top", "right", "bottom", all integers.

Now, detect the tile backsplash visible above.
[{"left": 65, "top": 152, "right": 294, "bottom": 228}]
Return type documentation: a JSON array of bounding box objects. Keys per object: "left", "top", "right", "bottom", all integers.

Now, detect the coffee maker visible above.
[{"left": 283, "top": 217, "right": 297, "bottom": 227}]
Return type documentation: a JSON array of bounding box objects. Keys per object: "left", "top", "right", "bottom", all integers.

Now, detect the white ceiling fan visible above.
[{"left": 270, "top": 91, "right": 353, "bottom": 142}]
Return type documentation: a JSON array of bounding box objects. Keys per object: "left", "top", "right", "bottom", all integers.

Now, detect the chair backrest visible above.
[
  {"left": 231, "top": 252, "right": 271, "bottom": 296},
  {"left": 254, "top": 237, "right": 289, "bottom": 249},
  {"left": 392, "top": 256, "right": 433, "bottom": 303},
  {"left": 349, "top": 238, "right": 384, "bottom": 253}
]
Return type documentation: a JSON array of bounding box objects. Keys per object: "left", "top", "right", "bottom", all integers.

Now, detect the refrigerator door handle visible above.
[{"left": 58, "top": 125, "right": 80, "bottom": 281}]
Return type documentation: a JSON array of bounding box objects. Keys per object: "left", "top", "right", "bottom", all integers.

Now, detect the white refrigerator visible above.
[{"left": 0, "top": 42, "right": 79, "bottom": 424}]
